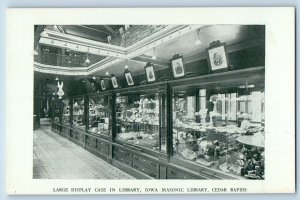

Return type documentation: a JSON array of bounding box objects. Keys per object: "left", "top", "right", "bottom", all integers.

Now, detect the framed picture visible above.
[
  {"left": 124, "top": 71, "right": 134, "bottom": 86},
  {"left": 144, "top": 63, "right": 156, "bottom": 83},
  {"left": 100, "top": 79, "right": 106, "bottom": 90},
  {"left": 206, "top": 41, "right": 229, "bottom": 73},
  {"left": 171, "top": 54, "right": 185, "bottom": 78},
  {"left": 111, "top": 75, "right": 119, "bottom": 89}
]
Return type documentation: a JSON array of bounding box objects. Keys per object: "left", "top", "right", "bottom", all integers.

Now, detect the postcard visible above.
[{"left": 6, "top": 7, "right": 295, "bottom": 194}]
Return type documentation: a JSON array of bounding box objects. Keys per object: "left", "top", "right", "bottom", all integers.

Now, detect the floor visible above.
[{"left": 33, "top": 119, "right": 135, "bottom": 179}]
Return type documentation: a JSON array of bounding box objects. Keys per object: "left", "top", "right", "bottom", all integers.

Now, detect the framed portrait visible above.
[
  {"left": 171, "top": 55, "right": 185, "bottom": 78},
  {"left": 144, "top": 63, "right": 156, "bottom": 83},
  {"left": 206, "top": 41, "right": 229, "bottom": 73},
  {"left": 111, "top": 75, "right": 119, "bottom": 89},
  {"left": 124, "top": 71, "right": 134, "bottom": 86},
  {"left": 100, "top": 79, "right": 106, "bottom": 90}
]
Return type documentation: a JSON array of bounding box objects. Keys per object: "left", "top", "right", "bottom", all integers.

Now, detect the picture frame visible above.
[
  {"left": 124, "top": 70, "right": 134, "bottom": 86},
  {"left": 111, "top": 75, "right": 119, "bottom": 89},
  {"left": 100, "top": 79, "right": 106, "bottom": 90},
  {"left": 144, "top": 62, "right": 156, "bottom": 83},
  {"left": 206, "top": 40, "right": 230, "bottom": 73},
  {"left": 171, "top": 54, "right": 185, "bottom": 78}
]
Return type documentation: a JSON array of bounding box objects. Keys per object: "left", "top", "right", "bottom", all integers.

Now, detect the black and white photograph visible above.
[
  {"left": 207, "top": 42, "right": 229, "bottom": 72},
  {"left": 124, "top": 71, "right": 134, "bottom": 86},
  {"left": 33, "top": 23, "right": 266, "bottom": 180},
  {"left": 100, "top": 79, "right": 106, "bottom": 90},
  {"left": 111, "top": 75, "right": 119, "bottom": 89},
  {"left": 5, "top": 8, "right": 295, "bottom": 194},
  {"left": 145, "top": 63, "right": 156, "bottom": 83},
  {"left": 171, "top": 55, "right": 185, "bottom": 78}
]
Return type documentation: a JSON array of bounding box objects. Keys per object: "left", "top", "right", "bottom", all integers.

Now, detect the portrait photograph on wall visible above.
[
  {"left": 145, "top": 63, "right": 156, "bottom": 83},
  {"left": 124, "top": 71, "right": 134, "bottom": 86},
  {"left": 206, "top": 42, "right": 229, "bottom": 72},
  {"left": 111, "top": 76, "right": 119, "bottom": 89},
  {"left": 100, "top": 79, "right": 106, "bottom": 90},
  {"left": 171, "top": 55, "right": 185, "bottom": 78}
]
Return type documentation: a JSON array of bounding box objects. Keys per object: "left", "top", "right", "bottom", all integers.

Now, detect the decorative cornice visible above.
[{"left": 35, "top": 24, "right": 205, "bottom": 75}]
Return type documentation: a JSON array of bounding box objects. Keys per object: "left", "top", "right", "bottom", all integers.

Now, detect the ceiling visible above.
[
  {"left": 93, "top": 25, "right": 265, "bottom": 77},
  {"left": 34, "top": 24, "right": 265, "bottom": 77},
  {"left": 34, "top": 25, "right": 125, "bottom": 68}
]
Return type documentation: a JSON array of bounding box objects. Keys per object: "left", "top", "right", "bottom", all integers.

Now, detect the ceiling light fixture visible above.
[
  {"left": 55, "top": 77, "right": 59, "bottom": 81},
  {"left": 85, "top": 49, "right": 91, "bottom": 64},
  {"left": 151, "top": 47, "right": 157, "bottom": 60},
  {"left": 124, "top": 59, "right": 129, "bottom": 69},
  {"left": 92, "top": 76, "right": 96, "bottom": 80},
  {"left": 105, "top": 72, "right": 109, "bottom": 76},
  {"left": 194, "top": 28, "right": 202, "bottom": 45}
]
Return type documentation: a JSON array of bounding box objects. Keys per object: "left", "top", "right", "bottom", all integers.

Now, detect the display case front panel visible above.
[
  {"left": 88, "top": 94, "right": 112, "bottom": 136},
  {"left": 52, "top": 99, "right": 60, "bottom": 123},
  {"left": 172, "top": 80, "right": 265, "bottom": 179},
  {"left": 72, "top": 97, "right": 86, "bottom": 131},
  {"left": 62, "top": 99, "right": 70, "bottom": 125},
  {"left": 115, "top": 88, "right": 167, "bottom": 153}
]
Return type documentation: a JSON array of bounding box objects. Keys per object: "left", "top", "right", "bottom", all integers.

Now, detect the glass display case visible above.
[
  {"left": 88, "top": 93, "right": 112, "bottom": 136},
  {"left": 172, "top": 82, "right": 265, "bottom": 179},
  {"left": 115, "top": 86, "right": 167, "bottom": 152},
  {"left": 72, "top": 96, "right": 86, "bottom": 130},
  {"left": 62, "top": 99, "right": 70, "bottom": 125}
]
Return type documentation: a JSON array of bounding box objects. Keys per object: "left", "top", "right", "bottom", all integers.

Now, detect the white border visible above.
[{"left": 6, "top": 8, "right": 295, "bottom": 194}]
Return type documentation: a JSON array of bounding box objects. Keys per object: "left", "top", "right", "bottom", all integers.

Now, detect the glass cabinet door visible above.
[
  {"left": 62, "top": 99, "right": 70, "bottom": 125},
  {"left": 115, "top": 89, "right": 167, "bottom": 152},
  {"left": 88, "top": 94, "right": 112, "bottom": 136},
  {"left": 72, "top": 97, "right": 86, "bottom": 130},
  {"left": 53, "top": 100, "right": 60, "bottom": 123},
  {"left": 172, "top": 84, "right": 265, "bottom": 179}
]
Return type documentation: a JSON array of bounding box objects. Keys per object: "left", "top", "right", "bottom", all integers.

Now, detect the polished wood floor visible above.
[{"left": 33, "top": 121, "right": 135, "bottom": 179}]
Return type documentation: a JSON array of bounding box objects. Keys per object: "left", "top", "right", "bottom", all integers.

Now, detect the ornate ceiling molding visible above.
[{"left": 35, "top": 24, "right": 205, "bottom": 75}]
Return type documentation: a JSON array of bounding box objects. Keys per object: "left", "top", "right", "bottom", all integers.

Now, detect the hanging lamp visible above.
[
  {"left": 85, "top": 48, "right": 91, "bottom": 64},
  {"left": 151, "top": 47, "right": 157, "bottom": 60},
  {"left": 194, "top": 28, "right": 202, "bottom": 45}
]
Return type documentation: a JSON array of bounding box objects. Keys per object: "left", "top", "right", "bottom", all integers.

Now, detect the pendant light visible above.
[
  {"left": 151, "top": 47, "right": 157, "bottom": 60},
  {"left": 92, "top": 76, "right": 96, "bottom": 80},
  {"left": 85, "top": 48, "right": 91, "bottom": 64},
  {"left": 105, "top": 72, "right": 110, "bottom": 76},
  {"left": 55, "top": 57, "right": 59, "bottom": 81},
  {"left": 33, "top": 42, "right": 39, "bottom": 55},
  {"left": 124, "top": 59, "right": 129, "bottom": 69},
  {"left": 194, "top": 28, "right": 202, "bottom": 45}
]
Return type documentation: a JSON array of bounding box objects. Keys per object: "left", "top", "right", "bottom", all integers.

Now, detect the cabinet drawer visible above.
[
  {"left": 114, "top": 154, "right": 132, "bottom": 167},
  {"left": 86, "top": 137, "right": 97, "bottom": 148},
  {"left": 97, "top": 144, "right": 108, "bottom": 154},
  {"left": 113, "top": 147, "right": 132, "bottom": 158},
  {"left": 77, "top": 133, "right": 84, "bottom": 142},
  {"left": 167, "top": 168, "right": 197, "bottom": 179},
  {"left": 97, "top": 140, "right": 107, "bottom": 147},
  {"left": 132, "top": 162, "right": 158, "bottom": 179},
  {"left": 132, "top": 154, "right": 159, "bottom": 172}
]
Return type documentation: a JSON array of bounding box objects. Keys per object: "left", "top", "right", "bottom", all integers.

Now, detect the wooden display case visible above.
[{"left": 51, "top": 67, "right": 265, "bottom": 180}]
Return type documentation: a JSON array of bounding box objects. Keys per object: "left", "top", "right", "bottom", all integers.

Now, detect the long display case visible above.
[{"left": 51, "top": 67, "right": 265, "bottom": 180}]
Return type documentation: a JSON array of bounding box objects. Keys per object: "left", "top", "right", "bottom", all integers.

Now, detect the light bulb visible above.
[
  {"left": 85, "top": 57, "right": 91, "bottom": 64},
  {"left": 105, "top": 72, "right": 109, "bottom": 76},
  {"left": 92, "top": 76, "right": 96, "bottom": 80},
  {"left": 194, "top": 38, "right": 202, "bottom": 45}
]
